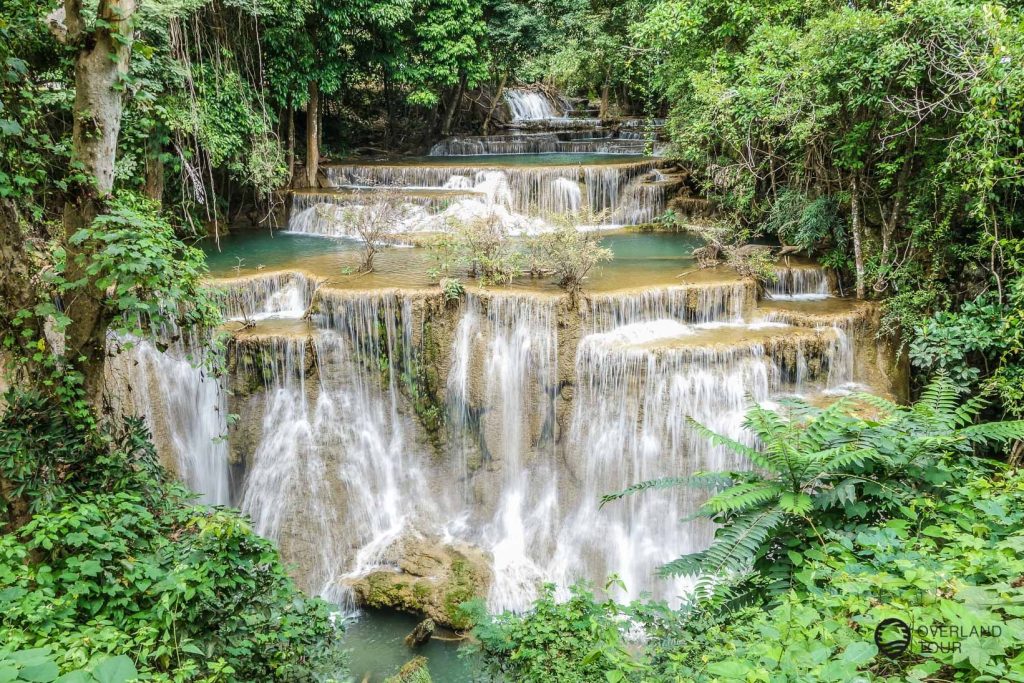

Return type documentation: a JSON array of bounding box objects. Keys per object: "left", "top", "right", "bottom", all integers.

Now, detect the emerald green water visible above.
[
  {"left": 343, "top": 610, "right": 480, "bottom": 682},
  {"left": 202, "top": 230, "right": 708, "bottom": 292}
]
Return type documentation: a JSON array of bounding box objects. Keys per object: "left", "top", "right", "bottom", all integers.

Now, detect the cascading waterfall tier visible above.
[
  {"left": 212, "top": 271, "right": 320, "bottom": 321},
  {"left": 123, "top": 268, "right": 883, "bottom": 616},
  {"left": 320, "top": 160, "right": 667, "bottom": 227},
  {"left": 504, "top": 88, "right": 566, "bottom": 121},
  {"left": 104, "top": 334, "right": 231, "bottom": 506},
  {"left": 544, "top": 322, "right": 850, "bottom": 606},
  {"left": 583, "top": 282, "right": 753, "bottom": 330},
  {"left": 229, "top": 291, "right": 450, "bottom": 607},
  {"left": 768, "top": 263, "right": 832, "bottom": 300},
  {"left": 430, "top": 131, "right": 649, "bottom": 156}
]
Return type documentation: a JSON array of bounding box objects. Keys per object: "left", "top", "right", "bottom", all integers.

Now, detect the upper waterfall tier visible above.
[
  {"left": 430, "top": 131, "right": 660, "bottom": 156},
  {"left": 504, "top": 88, "right": 567, "bottom": 120},
  {"left": 319, "top": 156, "right": 668, "bottom": 228}
]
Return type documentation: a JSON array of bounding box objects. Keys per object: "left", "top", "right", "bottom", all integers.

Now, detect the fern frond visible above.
[
  {"left": 743, "top": 405, "right": 800, "bottom": 470},
  {"left": 799, "top": 397, "right": 859, "bottom": 451},
  {"left": 914, "top": 376, "right": 961, "bottom": 423},
  {"left": 658, "top": 508, "right": 785, "bottom": 578},
  {"left": 599, "top": 472, "right": 734, "bottom": 508},
  {"left": 957, "top": 420, "right": 1024, "bottom": 445},
  {"left": 701, "top": 481, "right": 784, "bottom": 515},
  {"left": 952, "top": 391, "right": 991, "bottom": 428},
  {"left": 849, "top": 392, "right": 899, "bottom": 420},
  {"left": 821, "top": 445, "right": 888, "bottom": 472},
  {"left": 686, "top": 417, "right": 771, "bottom": 470}
]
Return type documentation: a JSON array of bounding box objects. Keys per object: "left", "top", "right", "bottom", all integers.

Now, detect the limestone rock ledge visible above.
[{"left": 349, "top": 536, "right": 491, "bottom": 630}]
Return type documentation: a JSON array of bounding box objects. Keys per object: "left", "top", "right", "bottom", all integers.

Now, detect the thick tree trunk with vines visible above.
[
  {"left": 306, "top": 80, "right": 320, "bottom": 188},
  {"left": 57, "top": 0, "right": 137, "bottom": 404},
  {"left": 144, "top": 133, "right": 164, "bottom": 202},
  {"left": 850, "top": 174, "right": 866, "bottom": 299},
  {"left": 286, "top": 98, "right": 296, "bottom": 184},
  {"left": 441, "top": 71, "right": 467, "bottom": 137},
  {"left": 482, "top": 72, "right": 507, "bottom": 136}
]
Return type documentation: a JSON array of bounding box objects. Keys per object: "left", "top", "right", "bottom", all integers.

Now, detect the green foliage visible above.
[
  {"left": 0, "top": 390, "right": 346, "bottom": 682},
  {"left": 0, "top": 647, "right": 138, "bottom": 683},
  {"left": 646, "top": 468, "right": 1024, "bottom": 681},
  {"left": 529, "top": 213, "right": 613, "bottom": 296},
  {"left": 383, "top": 656, "right": 432, "bottom": 683},
  {"left": 442, "top": 213, "right": 523, "bottom": 286},
  {"left": 910, "top": 280, "right": 1024, "bottom": 415},
  {"left": 764, "top": 190, "right": 847, "bottom": 257},
  {"left": 64, "top": 193, "right": 221, "bottom": 338},
  {"left": 469, "top": 583, "right": 643, "bottom": 683}
]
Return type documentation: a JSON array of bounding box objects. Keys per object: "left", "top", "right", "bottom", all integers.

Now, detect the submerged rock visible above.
[
  {"left": 404, "top": 618, "right": 435, "bottom": 647},
  {"left": 383, "top": 657, "right": 432, "bottom": 683},
  {"left": 349, "top": 536, "right": 491, "bottom": 630}
]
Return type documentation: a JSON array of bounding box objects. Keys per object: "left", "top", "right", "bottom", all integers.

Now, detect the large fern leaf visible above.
[
  {"left": 657, "top": 508, "right": 785, "bottom": 578},
  {"left": 700, "top": 481, "right": 785, "bottom": 516},
  {"left": 686, "top": 417, "right": 773, "bottom": 471},
  {"left": 599, "top": 472, "right": 734, "bottom": 508},
  {"left": 957, "top": 420, "right": 1024, "bottom": 445}
]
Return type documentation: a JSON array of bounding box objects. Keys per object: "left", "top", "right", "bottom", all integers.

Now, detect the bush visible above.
[{"left": 0, "top": 390, "right": 346, "bottom": 682}]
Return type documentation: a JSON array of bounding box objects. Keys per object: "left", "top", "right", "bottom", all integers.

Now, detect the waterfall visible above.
[
  {"left": 321, "top": 161, "right": 665, "bottom": 227},
  {"left": 583, "top": 282, "right": 752, "bottom": 330},
  {"left": 235, "top": 294, "right": 445, "bottom": 605},
  {"left": 451, "top": 294, "right": 561, "bottom": 613},
  {"left": 121, "top": 81, "right": 887, "bottom": 622},
  {"left": 767, "top": 265, "right": 831, "bottom": 300},
  {"left": 107, "top": 336, "right": 231, "bottom": 506},
  {"left": 428, "top": 132, "right": 646, "bottom": 156},
  {"left": 125, "top": 274, "right": 869, "bottom": 615},
  {"left": 505, "top": 89, "right": 564, "bottom": 120},
  {"left": 213, "top": 272, "right": 319, "bottom": 321}
]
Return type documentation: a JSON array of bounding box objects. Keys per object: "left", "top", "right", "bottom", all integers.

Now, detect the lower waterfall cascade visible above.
[{"left": 110, "top": 260, "right": 899, "bottom": 614}]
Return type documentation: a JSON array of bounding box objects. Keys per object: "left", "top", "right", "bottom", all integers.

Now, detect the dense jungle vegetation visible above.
[{"left": 2, "top": 0, "right": 1024, "bottom": 681}]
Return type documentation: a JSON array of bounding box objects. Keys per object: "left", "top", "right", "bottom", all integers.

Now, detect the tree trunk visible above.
[
  {"left": 599, "top": 68, "right": 610, "bottom": 118},
  {"left": 850, "top": 174, "right": 866, "bottom": 299},
  {"left": 483, "top": 72, "right": 507, "bottom": 135},
  {"left": 144, "top": 133, "right": 164, "bottom": 203},
  {"left": 441, "top": 71, "right": 468, "bottom": 137},
  {"left": 61, "top": 0, "right": 137, "bottom": 403},
  {"left": 383, "top": 72, "right": 395, "bottom": 149},
  {"left": 306, "top": 80, "right": 320, "bottom": 188},
  {"left": 286, "top": 97, "right": 296, "bottom": 185}
]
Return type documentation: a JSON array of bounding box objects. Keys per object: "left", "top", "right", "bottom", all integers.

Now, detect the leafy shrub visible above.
[
  {"left": 468, "top": 583, "right": 642, "bottom": 683},
  {"left": 0, "top": 390, "right": 346, "bottom": 682}
]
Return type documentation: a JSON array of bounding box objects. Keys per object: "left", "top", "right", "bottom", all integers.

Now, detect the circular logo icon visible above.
[{"left": 874, "top": 618, "right": 912, "bottom": 659}]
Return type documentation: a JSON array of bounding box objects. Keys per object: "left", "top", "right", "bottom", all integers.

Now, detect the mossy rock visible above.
[
  {"left": 383, "top": 657, "right": 432, "bottom": 683},
  {"left": 349, "top": 536, "right": 491, "bottom": 630}
]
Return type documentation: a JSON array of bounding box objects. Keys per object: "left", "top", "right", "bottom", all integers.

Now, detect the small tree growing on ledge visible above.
[
  {"left": 322, "top": 192, "right": 408, "bottom": 272},
  {"left": 531, "top": 212, "right": 612, "bottom": 300}
]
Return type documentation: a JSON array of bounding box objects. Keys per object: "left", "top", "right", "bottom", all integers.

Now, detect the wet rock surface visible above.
[{"left": 350, "top": 536, "right": 492, "bottom": 630}]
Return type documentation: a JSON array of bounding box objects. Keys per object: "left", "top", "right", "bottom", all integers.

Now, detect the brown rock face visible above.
[{"left": 349, "top": 535, "right": 491, "bottom": 630}]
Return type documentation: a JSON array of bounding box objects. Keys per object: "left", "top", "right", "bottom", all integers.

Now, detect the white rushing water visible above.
[
  {"left": 108, "top": 336, "right": 231, "bottom": 506},
  {"left": 309, "top": 161, "right": 666, "bottom": 232},
  {"left": 235, "top": 294, "right": 444, "bottom": 606},
  {"left": 505, "top": 89, "right": 564, "bottom": 120},
  {"left": 126, "top": 269, "right": 858, "bottom": 614}
]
